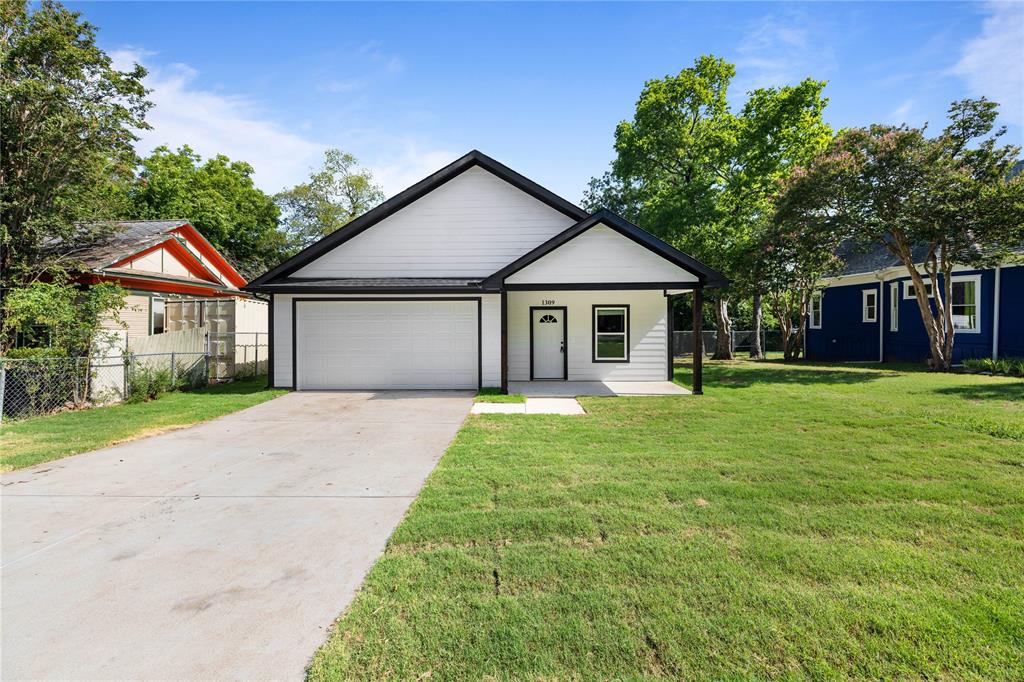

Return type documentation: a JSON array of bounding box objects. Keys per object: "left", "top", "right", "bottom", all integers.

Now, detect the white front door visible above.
[{"left": 531, "top": 308, "right": 565, "bottom": 379}]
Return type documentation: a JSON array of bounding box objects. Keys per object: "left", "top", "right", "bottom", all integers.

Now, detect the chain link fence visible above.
[
  {"left": 1, "top": 349, "right": 243, "bottom": 423},
  {"left": 673, "top": 330, "right": 784, "bottom": 356},
  {"left": 208, "top": 332, "right": 268, "bottom": 380}
]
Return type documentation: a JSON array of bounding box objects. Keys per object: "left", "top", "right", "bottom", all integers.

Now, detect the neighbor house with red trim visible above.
[{"left": 61, "top": 220, "right": 266, "bottom": 342}]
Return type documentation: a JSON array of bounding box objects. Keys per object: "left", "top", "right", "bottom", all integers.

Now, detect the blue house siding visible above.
[
  {"left": 999, "top": 265, "right": 1024, "bottom": 358},
  {"left": 807, "top": 264, "right": 1020, "bottom": 364},
  {"left": 806, "top": 282, "right": 882, "bottom": 361}
]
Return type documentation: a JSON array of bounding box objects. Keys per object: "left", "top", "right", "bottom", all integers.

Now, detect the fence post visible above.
[
  {"left": 170, "top": 351, "right": 177, "bottom": 386},
  {"left": 205, "top": 332, "right": 211, "bottom": 383},
  {"left": 0, "top": 361, "right": 6, "bottom": 426},
  {"left": 123, "top": 354, "right": 129, "bottom": 399}
]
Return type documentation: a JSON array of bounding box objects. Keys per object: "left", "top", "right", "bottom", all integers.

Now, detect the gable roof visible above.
[
  {"left": 832, "top": 239, "right": 1024, "bottom": 278},
  {"left": 246, "top": 150, "right": 589, "bottom": 290},
  {"left": 482, "top": 209, "right": 728, "bottom": 289},
  {"left": 47, "top": 220, "right": 248, "bottom": 288}
]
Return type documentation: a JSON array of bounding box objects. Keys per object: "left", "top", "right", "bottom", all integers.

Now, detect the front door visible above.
[{"left": 531, "top": 307, "right": 566, "bottom": 380}]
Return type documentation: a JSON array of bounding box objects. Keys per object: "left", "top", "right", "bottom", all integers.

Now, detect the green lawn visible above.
[
  {"left": 310, "top": 360, "right": 1024, "bottom": 680},
  {"left": 475, "top": 388, "right": 527, "bottom": 403},
  {"left": 0, "top": 376, "right": 286, "bottom": 472}
]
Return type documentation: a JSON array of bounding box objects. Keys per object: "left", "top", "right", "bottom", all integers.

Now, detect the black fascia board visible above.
[{"left": 482, "top": 208, "right": 729, "bottom": 290}]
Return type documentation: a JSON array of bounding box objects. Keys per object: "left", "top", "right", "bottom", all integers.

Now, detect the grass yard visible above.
[
  {"left": 0, "top": 376, "right": 286, "bottom": 472},
  {"left": 476, "top": 388, "right": 527, "bottom": 403},
  {"left": 310, "top": 360, "right": 1023, "bottom": 680}
]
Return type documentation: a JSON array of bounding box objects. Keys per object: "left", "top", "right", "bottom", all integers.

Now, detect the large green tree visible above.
[
  {"left": 585, "top": 55, "right": 831, "bottom": 359},
  {"left": 775, "top": 98, "right": 1023, "bottom": 370},
  {"left": 129, "top": 146, "right": 284, "bottom": 276},
  {"left": 274, "top": 148, "right": 385, "bottom": 254},
  {"left": 0, "top": 0, "right": 149, "bottom": 292}
]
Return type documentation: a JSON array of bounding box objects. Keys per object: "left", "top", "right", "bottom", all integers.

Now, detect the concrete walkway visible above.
[
  {"left": 1, "top": 390, "right": 473, "bottom": 681},
  {"left": 471, "top": 397, "right": 586, "bottom": 415}
]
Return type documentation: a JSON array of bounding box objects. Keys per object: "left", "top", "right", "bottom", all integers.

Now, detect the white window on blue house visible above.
[
  {"left": 904, "top": 280, "right": 933, "bottom": 299},
  {"left": 810, "top": 292, "right": 822, "bottom": 329},
  {"left": 889, "top": 282, "right": 899, "bottom": 331},
  {"left": 862, "top": 290, "right": 877, "bottom": 323},
  {"left": 951, "top": 275, "right": 981, "bottom": 333}
]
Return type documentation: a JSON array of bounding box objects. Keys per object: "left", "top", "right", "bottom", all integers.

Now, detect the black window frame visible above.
[{"left": 592, "top": 304, "right": 630, "bottom": 363}]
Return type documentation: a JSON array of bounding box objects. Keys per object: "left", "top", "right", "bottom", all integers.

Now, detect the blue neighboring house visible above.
[{"left": 805, "top": 242, "right": 1023, "bottom": 364}]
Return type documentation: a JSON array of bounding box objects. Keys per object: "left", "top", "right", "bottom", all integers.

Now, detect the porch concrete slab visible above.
[
  {"left": 471, "top": 398, "right": 585, "bottom": 415},
  {"left": 508, "top": 381, "right": 690, "bottom": 397},
  {"left": 470, "top": 402, "right": 525, "bottom": 414},
  {"left": 525, "top": 398, "right": 586, "bottom": 415}
]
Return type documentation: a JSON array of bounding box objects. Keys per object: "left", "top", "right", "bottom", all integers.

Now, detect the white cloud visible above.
[
  {"left": 111, "top": 48, "right": 323, "bottom": 194},
  {"left": 952, "top": 1, "right": 1024, "bottom": 125},
  {"left": 110, "top": 48, "right": 454, "bottom": 200},
  {"left": 368, "top": 141, "right": 460, "bottom": 197},
  {"left": 733, "top": 12, "right": 834, "bottom": 95},
  {"left": 890, "top": 99, "right": 914, "bottom": 124}
]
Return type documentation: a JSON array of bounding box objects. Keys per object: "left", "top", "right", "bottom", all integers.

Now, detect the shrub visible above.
[
  {"left": 963, "top": 357, "right": 1024, "bottom": 377},
  {"left": 126, "top": 363, "right": 175, "bottom": 403}
]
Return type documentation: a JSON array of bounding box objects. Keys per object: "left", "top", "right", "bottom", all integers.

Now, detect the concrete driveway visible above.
[{"left": 1, "top": 390, "right": 472, "bottom": 680}]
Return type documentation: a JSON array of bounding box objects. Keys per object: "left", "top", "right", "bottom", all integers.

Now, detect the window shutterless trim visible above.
[
  {"left": 951, "top": 273, "right": 982, "bottom": 334},
  {"left": 862, "top": 289, "right": 877, "bottom": 323},
  {"left": 809, "top": 292, "right": 822, "bottom": 329},
  {"left": 889, "top": 282, "right": 899, "bottom": 331},
  {"left": 592, "top": 305, "right": 630, "bottom": 363},
  {"left": 904, "top": 280, "right": 934, "bottom": 299}
]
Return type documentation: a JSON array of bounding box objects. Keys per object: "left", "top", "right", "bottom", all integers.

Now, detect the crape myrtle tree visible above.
[
  {"left": 759, "top": 213, "right": 844, "bottom": 360},
  {"left": 775, "top": 98, "right": 1024, "bottom": 370},
  {"left": 584, "top": 55, "right": 831, "bottom": 359},
  {"left": 274, "top": 149, "right": 385, "bottom": 255}
]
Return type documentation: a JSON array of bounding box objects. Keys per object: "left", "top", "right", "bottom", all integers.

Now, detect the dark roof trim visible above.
[
  {"left": 482, "top": 209, "right": 728, "bottom": 289},
  {"left": 245, "top": 150, "right": 589, "bottom": 290},
  {"left": 249, "top": 285, "right": 493, "bottom": 294},
  {"left": 505, "top": 282, "right": 703, "bottom": 291}
]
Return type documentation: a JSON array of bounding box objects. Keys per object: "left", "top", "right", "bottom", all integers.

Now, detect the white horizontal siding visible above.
[
  {"left": 507, "top": 290, "right": 668, "bottom": 381},
  {"left": 294, "top": 167, "right": 575, "bottom": 278},
  {"left": 506, "top": 224, "right": 698, "bottom": 284},
  {"left": 272, "top": 293, "right": 500, "bottom": 389}
]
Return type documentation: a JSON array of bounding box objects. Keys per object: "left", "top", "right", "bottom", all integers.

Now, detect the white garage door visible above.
[{"left": 296, "top": 300, "right": 478, "bottom": 389}]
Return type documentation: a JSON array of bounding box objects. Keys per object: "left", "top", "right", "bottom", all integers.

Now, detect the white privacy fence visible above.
[{"left": 1, "top": 330, "right": 268, "bottom": 423}]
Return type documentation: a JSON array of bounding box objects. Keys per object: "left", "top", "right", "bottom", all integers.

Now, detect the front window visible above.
[
  {"left": 151, "top": 298, "right": 165, "bottom": 335},
  {"left": 952, "top": 276, "right": 980, "bottom": 332},
  {"left": 889, "top": 283, "right": 899, "bottom": 331},
  {"left": 862, "top": 290, "right": 877, "bottom": 323},
  {"left": 809, "top": 292, "right": 822, "bottom": 329},
  {"left": 905, "top": 281, "right": 933, "bottom": 299},
  {"left": 593, "top": 306, "right": 628, "bottom": 361}
]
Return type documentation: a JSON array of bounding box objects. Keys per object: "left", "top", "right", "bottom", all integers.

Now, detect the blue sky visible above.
[{"left": 74, "top": 1, "right": 1023, "bottom": 201}]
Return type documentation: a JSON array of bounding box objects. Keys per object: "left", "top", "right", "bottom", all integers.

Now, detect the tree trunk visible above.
[
  {"left": 749, "top": 292, "right": 764, "bottom": 359},
  {"left": 711, "top": 297, "right": 733, "bottom": 360}
]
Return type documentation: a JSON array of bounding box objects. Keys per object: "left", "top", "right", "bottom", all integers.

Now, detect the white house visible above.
[{"left": 245, "top": 151, "right": 726, "bottom": 394}]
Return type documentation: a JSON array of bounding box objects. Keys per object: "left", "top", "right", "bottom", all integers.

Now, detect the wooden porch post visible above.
[
  {"left": 666, "top": 293, "right": 674, "bottom": 380},
  {"left": 500, "top": 289, "right": 509, "bottom": 394},
  {"left": 692, "top": 287, "right": 703, "bottom": 395}
]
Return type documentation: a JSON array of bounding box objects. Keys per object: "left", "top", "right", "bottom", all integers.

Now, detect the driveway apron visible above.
[{"left": 1, "top": 390, "right": 472, "bottom": 680}]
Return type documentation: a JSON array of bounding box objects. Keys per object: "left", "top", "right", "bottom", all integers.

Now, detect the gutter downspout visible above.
[{"left": 993, "top": 265, "right": 1002, "bottom": 360}]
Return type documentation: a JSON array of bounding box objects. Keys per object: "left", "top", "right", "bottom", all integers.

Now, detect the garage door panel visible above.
[{"left": 296, "top": 300, "right": 478, "bottom": 389}]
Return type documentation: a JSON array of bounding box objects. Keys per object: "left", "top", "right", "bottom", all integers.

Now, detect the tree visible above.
[
  {"left": 129, "top": 146, "right": 284, "bottom": 276},
  {"left": 1, "top": 280, "right": 125, "bottom": 354},
  {"left": 0, "top": 0, "right": 150, "bottom": 292},
  {"left": 760, "top": 210, "right": 844, "bottom": 360},
  {"left": 274, "top": 149, "right": 384, "bottom": 254},
  {"left": 775, "top": 98, "right": 1023, "bottom": 369},
  {"left": 585, "top": 55, "right": 830, "bottom": 359}
]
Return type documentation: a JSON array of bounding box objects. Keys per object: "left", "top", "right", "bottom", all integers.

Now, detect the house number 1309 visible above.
[{"left": 542, "top": 299, "right": 555, "bottom": 305}]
